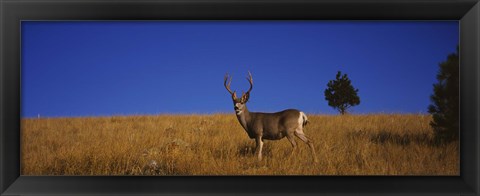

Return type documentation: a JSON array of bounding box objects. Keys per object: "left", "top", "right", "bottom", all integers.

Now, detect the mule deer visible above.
[{"left": 224, "top": 72, "right": 318, "bottom": 163}]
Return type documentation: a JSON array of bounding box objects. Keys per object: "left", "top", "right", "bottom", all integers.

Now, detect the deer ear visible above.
[
  {"left": 242, "top": 92, "right": 250, "bottom": 103},
  {"left": 232, "top": 91, "right": 237, "bottom": 99}
]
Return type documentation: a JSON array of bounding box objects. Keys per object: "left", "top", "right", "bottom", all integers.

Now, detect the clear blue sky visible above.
[{"left": 21, "top": 21, "right": 458, "bottom": 117}]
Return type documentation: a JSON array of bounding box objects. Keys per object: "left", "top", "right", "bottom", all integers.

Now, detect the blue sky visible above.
[{"left": 21, "top": 21, "right": 458, "bottom": 117}]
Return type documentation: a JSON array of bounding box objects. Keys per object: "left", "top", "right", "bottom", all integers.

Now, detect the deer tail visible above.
[{"left": 300, "top": 112, "right": 309, "bottom": 127}]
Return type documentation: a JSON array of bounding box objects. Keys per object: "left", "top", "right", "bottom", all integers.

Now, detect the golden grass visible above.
[{"left": 21, "top": 114, "right": 459, "bottom": 175}]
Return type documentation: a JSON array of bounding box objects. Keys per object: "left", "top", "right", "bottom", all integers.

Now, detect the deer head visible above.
[{"left": 224, "top": 72, "right": 253, "bottom": 115}]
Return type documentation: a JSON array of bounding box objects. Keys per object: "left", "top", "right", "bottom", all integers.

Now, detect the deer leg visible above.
[
  {"left": 286, "top": 135, "right": 297, "bottom": 156},
  {"left": 255, "top": 136, "right": 264, "bottom": 161},
  {"left": 294, "top": 129, "right": 318, "bottom": 163}
]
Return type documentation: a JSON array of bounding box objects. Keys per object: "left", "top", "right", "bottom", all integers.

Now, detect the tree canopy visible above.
[{"left": 428, "top": 47, "right": 459, "bottom": 144}]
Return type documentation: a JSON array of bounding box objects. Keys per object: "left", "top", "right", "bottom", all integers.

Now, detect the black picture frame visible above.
[{"left": 1, "top": 0, "right": 479, "bottom": 195}]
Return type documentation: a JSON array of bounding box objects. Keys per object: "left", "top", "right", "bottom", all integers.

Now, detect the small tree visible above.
[
  {"left": 324, "top": 71, "right": 360, "bottom": 115},
  {"left": 428, "top": 47, "right": 459, "bottom": 144}
]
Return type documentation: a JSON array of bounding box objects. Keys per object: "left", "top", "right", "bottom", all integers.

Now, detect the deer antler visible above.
[
  {"left": 245, "top": 71, "right": 253, "bottom": 94},
  {"left": 224, "top": 73, "right": 235, "bottom": 95}
]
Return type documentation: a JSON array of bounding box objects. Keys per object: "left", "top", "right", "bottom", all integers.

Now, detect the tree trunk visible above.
[{"left": 339, "top": 107, "right": 346, "bottom": 115}]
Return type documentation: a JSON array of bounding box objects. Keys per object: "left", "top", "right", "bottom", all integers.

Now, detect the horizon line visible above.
[{"left": 21, "top": 112, "right": 431, "bottom": 119}]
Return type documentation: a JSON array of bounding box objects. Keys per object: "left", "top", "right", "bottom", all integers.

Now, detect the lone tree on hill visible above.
[
  {"left": 428, "top": 47, "right": 459, "bottom": 144},
  {"left": 324, "top": 71, "right": 360, "bottom": 115}
]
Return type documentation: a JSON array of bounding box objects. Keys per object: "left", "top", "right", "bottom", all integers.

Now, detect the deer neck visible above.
[{"left": 236, "top": 105, "right": 250, "bottom": 131}]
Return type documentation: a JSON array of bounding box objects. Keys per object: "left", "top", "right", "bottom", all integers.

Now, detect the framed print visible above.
[{"left": 1, "top": 0, "right": 479, "bottom": 195}]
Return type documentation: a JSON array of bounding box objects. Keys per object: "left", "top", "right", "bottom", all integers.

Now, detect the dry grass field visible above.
[{"left": 21, "top": 114, "right": 459, "bottom": 175}]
